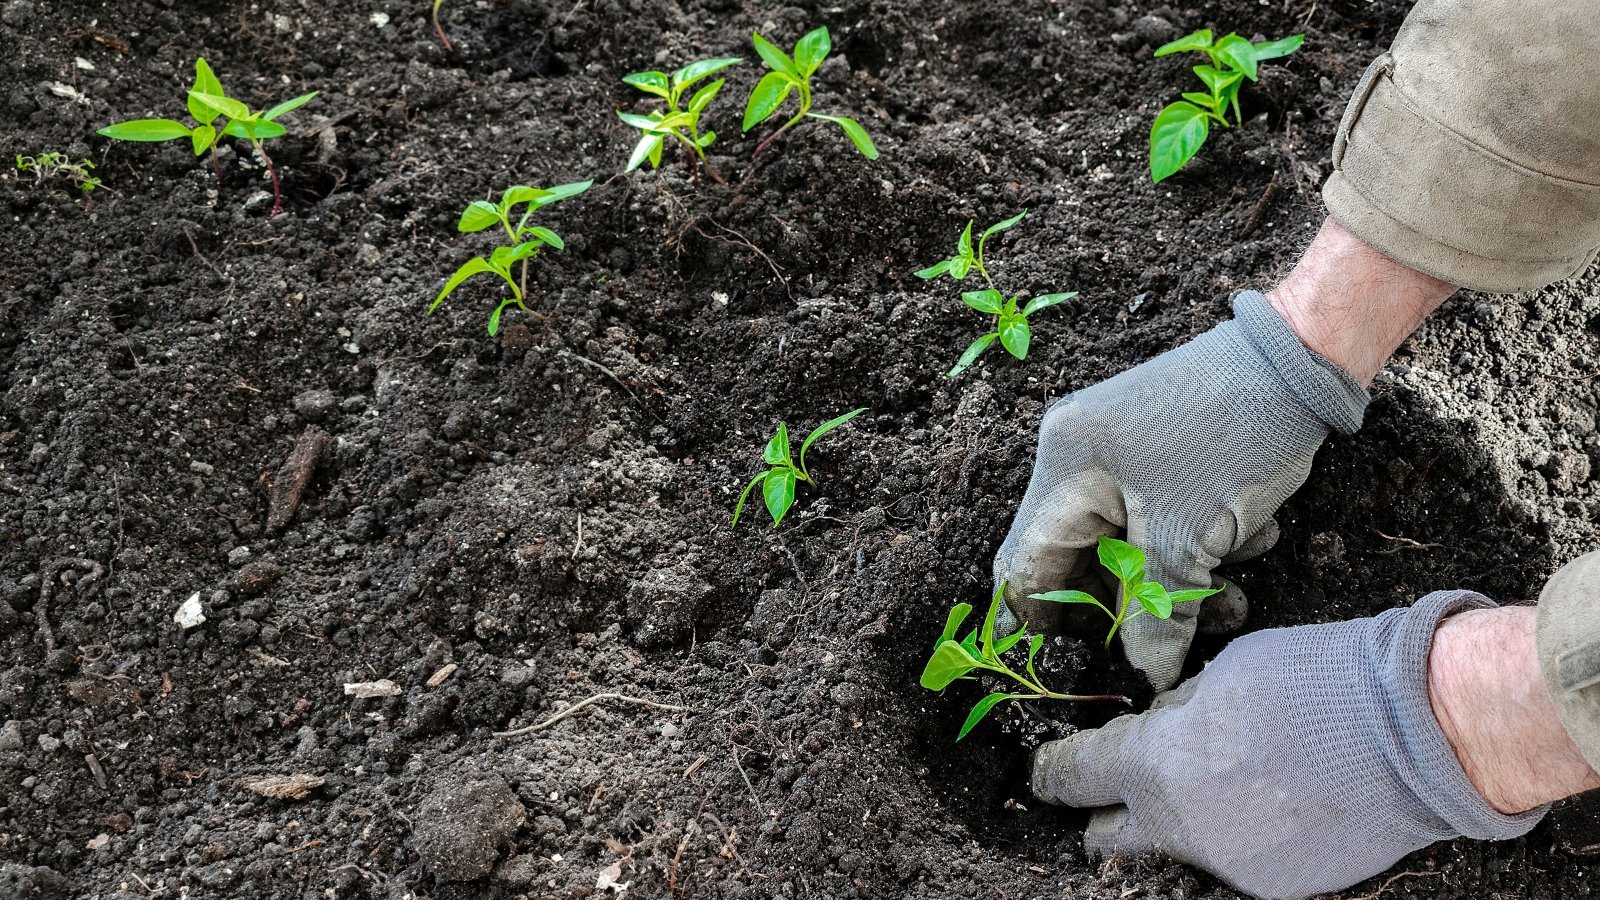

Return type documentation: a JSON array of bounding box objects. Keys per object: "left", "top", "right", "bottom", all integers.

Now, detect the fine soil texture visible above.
[{"left": 4, "top": 0, "right": 1600, "bottom": 898}]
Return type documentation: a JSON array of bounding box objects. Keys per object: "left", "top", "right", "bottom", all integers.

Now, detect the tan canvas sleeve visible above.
[
  {"left": 1322, "top": 0, "right": 1600, "bottom": 293},
  {"left": 1537, "top": 552, "right": 1600, "bottom": 774}
]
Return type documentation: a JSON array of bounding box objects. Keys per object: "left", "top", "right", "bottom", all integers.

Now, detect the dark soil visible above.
[{"left": 3, "top": 0, "right": 1598, "bottom": 897}]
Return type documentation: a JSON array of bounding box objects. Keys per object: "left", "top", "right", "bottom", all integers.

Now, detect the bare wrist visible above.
[
  {"left": 1265, "top": 218, "right": 1456, "bottom": 386},
  {"left": 1428, "top": 606, "right": 1600, "bottom": 814}
]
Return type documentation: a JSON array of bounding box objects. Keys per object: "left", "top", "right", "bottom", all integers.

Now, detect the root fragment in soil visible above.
[
  {"left": 493, "top": 692, "right": 686, "bottom": 737},
  {"left": 266, "top": 427, "right": 331, "bottom": 531}
]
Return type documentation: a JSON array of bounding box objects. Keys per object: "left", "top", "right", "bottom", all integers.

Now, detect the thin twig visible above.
[
  {"left": 694, "top": 221, "right": 793, "bottom": 302},
  {"left": 37, "top": 558, "right": 105, "bottom": 653},
  {"left": 1374, "top": 531, "right": 1442, "bottom": 554},
  {"left": 729, "top": 742, "right": 769, "bottom": 819},
  {"left": 1343, "top": 870, "right": 1439, "bottom": 900},
  {"left": 493, "top": 692, "right": 685, "bottom": 738},
  {"left": 182, "top": 227, "right": 228, "bottom": 281},
  {"left": 557, "top": 350, "right": 642, "bottom": 406}
]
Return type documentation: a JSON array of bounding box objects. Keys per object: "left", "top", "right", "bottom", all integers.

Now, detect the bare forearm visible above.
[
  {"left": 1266, "top": 217, "right": 1457, "bottom": 386},
  {"left": 1429, "top": 606, "right": 1600, "bottom": 814}
]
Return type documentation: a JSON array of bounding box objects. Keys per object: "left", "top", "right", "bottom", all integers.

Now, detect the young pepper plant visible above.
[
  {"left": 96, "top": 57, "right": 316, "bottom": 217},
  {"left": 430, "top": 180, "right": 592, "bottom": 336},
  {"left": 921, "top": 583, "right": 1130, "bottom": 741},
  {"left": 916, "top": 210, "right": 1077, "bottom": 378},
  {"left": 1030, "top": 536, "right": 1221, "bottom": 648},
  {"left": 618, "top": 57, "right": 743, "bottom": 185},
  {"left": 732, "top": 408, "right": 867, "bottom": 528},
  {"left": 1149, "top": 29, "right": 1304, "bottom": 183},
  {"left": 432, "top": 0, "right": 452, "bottom": 51},
  {"left": 742, "top": 27, "right": 878, "bottom": 160}
]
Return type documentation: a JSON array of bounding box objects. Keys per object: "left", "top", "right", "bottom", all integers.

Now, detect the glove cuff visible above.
[
  {"left": 1381, "top": 590, "right": 1549, "bottom": 840},
  {"left": 1232, "top": 291, "right": 1370, "bottom": 435}
]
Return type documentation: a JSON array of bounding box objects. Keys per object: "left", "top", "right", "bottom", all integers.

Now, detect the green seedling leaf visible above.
[
  {"left": 731, "top": 472, "right": 768, "bottom": 528},
  {"left": 222, "top": 119, "right": 287, "bottom": 140},
  {"left": 627, "top": 133, "right": 666, "bottom": 171},
  {"left": 959, "top": 629, "right": 980, "bottom": 658},
  {"left": 1023, "top": 291, "right": 1077, "bottom": 316},
  {"left": 97, "top": 119, "right": 192, "bottom": 142},
  {"left": 1169, "top": 587, "right": 1223, "bottom": 605},
  {"left": 1252, "top": 34, "right": 1304, "bottom": 61},
  {"left": 697, "top": 130, "right": 717, "bottom": 147},
  {"left": 1097, "top": 536, "right": 1147, "bottom": 586},
  {"left": 998, "top": 314, "right": 1030, "bottom": 359},
  {"left": 188, "top": 91, "right": 250, "bottom": 121},
  {"left": 623, "top": 71, "right": 671, "bottom": 97},
  {"left": 978, "top": 584, "right": 1004, "bottom": 660},
  {"left": 807, "top": 113, "right": 878, "bottom": 159},
  {"left": 920, "top": 640, "right": 980, "bottom": 690},
  {"left": 1150, "top": 101, "right": 1210, "bottom": 182},
  {"left": 764, "top": 423, "right": 792, "bottom": 466},
  {"left": 1025, "top": 633, "right": 1046, "bottom": 682},
  {"left": 743, "top": 71, "right": 794, "bottom": 131},
  {"left": 188, "top": 58, "right": 226, "bottom": 124},
  {"left": 1193, "top": 65, "right": 1244, "bottom": 97},
  {"left": 981, "top": 210, "right": 1027, "bottom": 242},
  {"left": 504, "top": 240, "right": 544, "bottom": 264},
  {"left": 674, "top": 57, "right": 744, "bottom": 88},
  {"left": 959, "top": 693, "right": 1026, "bottom": 741},
  {"left": 751, "top": 32, "right": 799, "bottom": 77},
  {"left": 535, "top": 180, "right": 593, "bottom": 206},
  {"left": 524, "top": 226, "right": 563, "bottom": 250},
  {"left": 915, "top": 259, "right": 955, "bottom": 280},
  {"left": 1154, "top": 29, "right": 1213, "bottom": 57},
  {"left": 763, "top": 467, "right": 798, "bottom": 526},
  {"left": 501, "top": 185, "right": 555, "bottom": 211},
  {"left": 962, "top": 289, "right": 1004, "bottom": 314},
  {"left": 261, "top": 91, "right": 317, "bottom": 122},
  {"left": 957, "top": 220, "right": 974, "bottom": 259},
  {"left": 189, "top": 124, "right": 216, "bottom": 156},
  {"left": 1212, "top": 34, "right": 1259, "bottom": 80},
  {"left": 458, "top": 200, "right": 502, "bottom": 233},
  {"left": 948, "top": 332, "right": 997, "bottom": 378},
  {"left": 1032, "top": 589, "right": 1110, "bottom": 616},
  {"left": 1132, "top": 581, "right": 1173, "bottom": 619},
  {"left": 798, "top": 407, "right": 866, "bottom": 474},
  {"left": 938, "top": 602, "right": 974, "bottom": 647},
  {"left": 687, "top": 79, "right": 725, "bottom": 114},
  {"left": 618, "top": 110, "right": 667, "bottom": 132},
  {"left": 430, "top": 256, "right": 495, "bottom": 313},
  {"left": 488, "top": 297, "right": 519, "bottom": 337},
  {"left": 994, "top": 628, "right": 1028, "bottom": 656},
  {"left": 793, "top": 26, "right": 831, "bottom": 76}
]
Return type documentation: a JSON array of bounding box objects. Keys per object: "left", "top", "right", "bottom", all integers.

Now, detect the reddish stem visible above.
[
  {"left": 434, "top": 9, "right": 453, "bottom": 51},
  {"left": 261, "top": 146, "right": 282, "bottom": 218},
  {"left": 752, "top": 125, "right": 790, "bottom": 159}
]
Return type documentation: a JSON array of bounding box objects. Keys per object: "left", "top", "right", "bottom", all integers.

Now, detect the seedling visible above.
[
  {"left": 15, "top": 152, "right": 102, "bottom": 193},
  {"left": 732, "top": 408, "right": 867, "bottom": 528},
  {"left": 1148, "top": 29, "right": 1303, "bottom": 183},
  {"left": 920, "top": 583, "right": 1130, "bottom": 741},
  {"left": 432, "top": 0, "right": 452, "bottom": 51},
  {"left": 916, "top": 210, "right": 1076, "bottom": 378},
  {"left": 1030, "top": 536, "right": 1220, "bottom": 649},
  {"left": 430, "top": 180, "right": 593, "bottom": 336},
  {"left": 96, "top": 57, "right": 317, "bottom": 217},
  {"left": 618, "top": 56, "right": 743, "bottom": 185},
  {"left": 742, "top": 27, "right": 877, "bottom": 160}
]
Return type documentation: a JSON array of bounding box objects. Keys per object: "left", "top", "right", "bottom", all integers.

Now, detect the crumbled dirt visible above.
[{"left": 2, "top": 0, "right": 1598, "bottom": 897}]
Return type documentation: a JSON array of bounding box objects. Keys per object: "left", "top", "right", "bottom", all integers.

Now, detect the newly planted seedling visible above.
[
  {"left": 732, "top": 408, "right": 867, "bottom": 528},
  {"left": 430, "top": 180, "right": 593, "bottom": 336},
  {"left": 432, "top": 0, "right": 452, "bottom": 51},
  {"left": 742, "top": 27, "right": 877, "bottom": 160},
  {"left": 96, "top": 57, "right": 317, "bottom": 217},
  {"left": 15, "top": 152, "right": 102, "bottom": 193},
  {"left": 920, "top": 583, "right": 1130, "bottom": 741},
  {"left": 618, "top": 56, "right": 743, "bottom": 185},
  {"left": 916, "top": 210, "right": 1076, "bottom": 378},
  {"left": 1148, "top": 29, "right": 1303, "bottom": 182},
  {"left": 1031, "top": 536, "right": 1220, "bottom": 648}
]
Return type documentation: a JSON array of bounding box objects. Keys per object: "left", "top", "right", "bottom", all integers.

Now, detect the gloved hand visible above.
[
  {"left": 1030, "top": 591, "right": 1546, "bottom": 900},
  {"left": 994, "top": 290, "right": 1368, "bottom": 689}
]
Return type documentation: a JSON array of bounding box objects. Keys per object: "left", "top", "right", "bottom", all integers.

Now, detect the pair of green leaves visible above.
[
  {"left": 97, "top": 58, "right": 316, "bottom": 158},
  {"left": 742, "top": 27, "right": 878, "bottom": 160},
  {"left": 1030, "top": 536, "right": 1220, "bottom": 648},
  {"left": 916, "top": 211, "right": 1077, "bottom": 377},
  {"left": 619, "top": 57, "right": 743, "bottom": 171},
  {"left": 920, "top": 585, "right": 1052, "bottom": 740},
  {"left": 732, "top": 408, "right": 867, "bottom": 528},
  {"left": 431, "top": 180, "right": 593, "bottom": 336},
  {"left": 1148, "top": 29, "right": 1304, "bottom": 183}
]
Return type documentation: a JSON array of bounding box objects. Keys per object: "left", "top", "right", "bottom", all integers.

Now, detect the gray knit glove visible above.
[
  {"left": 1031, "top": 591, "right": 1547, "bottom": 900},
  {"left": 994, "top": 290, "right": 1368, "bottom": 690}
]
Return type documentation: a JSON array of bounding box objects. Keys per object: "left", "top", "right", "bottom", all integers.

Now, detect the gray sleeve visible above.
[
  {"left": 1322, "top": 0, "right": 1600, "bottom": 293},
  {"left": 1537, "top": 552, "right": 1600, "bottom": 773}
]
